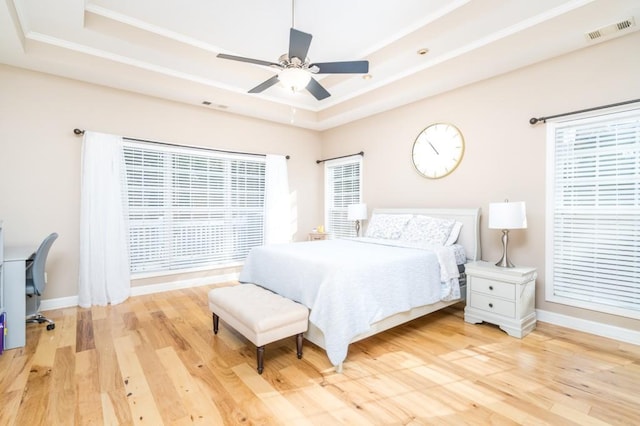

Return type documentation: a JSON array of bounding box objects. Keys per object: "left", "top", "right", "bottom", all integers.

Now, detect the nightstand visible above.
[
  {"left": 308, "top": 232, "right": 328, "bottom": 241},
  {"left": 464, "top": 261, "right": 537, "bottom": 338}
]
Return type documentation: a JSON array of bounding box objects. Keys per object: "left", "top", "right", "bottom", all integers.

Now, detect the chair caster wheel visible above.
[{"left": 46, "top": 324, "right": 55, "bottom": 331}]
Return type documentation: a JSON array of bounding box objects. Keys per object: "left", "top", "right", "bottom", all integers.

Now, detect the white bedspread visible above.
[{"left": 238, "top": 238, "right": 462, "bottom": 366}]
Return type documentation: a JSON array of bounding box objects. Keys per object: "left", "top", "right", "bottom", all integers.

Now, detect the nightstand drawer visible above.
[
  {"left": 469, "top": 292, "right": 515, "bottom": 318},
  {"left": 471, "top": 276, "right": 515, "bottom": 299}
]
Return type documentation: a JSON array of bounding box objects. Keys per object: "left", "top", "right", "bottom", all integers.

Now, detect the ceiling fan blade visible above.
[
  {"left": 217, "top": 53, "right": 280, "bottom": 68},
  {"left": 248, "top": 75, "right": 280, "bottom": 93},
  {"left": 306, "top": 77, "right": 330, "bottom": 100},
  {"left": 289, "top": 28, "right": 313, "bottom": 60},
  {"left": 310, "top": 60, "right": 369, "bottom": 74}
]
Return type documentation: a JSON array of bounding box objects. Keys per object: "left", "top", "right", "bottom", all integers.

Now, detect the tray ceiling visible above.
[{"left": 1, "top": 0, "right": 638, "bottom": 130}]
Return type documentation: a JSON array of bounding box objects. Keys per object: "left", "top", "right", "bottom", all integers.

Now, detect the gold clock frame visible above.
[{"left": 411, "top": 122, "right": 465, "bottom": 179}]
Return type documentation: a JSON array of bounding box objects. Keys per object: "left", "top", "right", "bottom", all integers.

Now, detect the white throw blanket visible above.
[
  {"left": 435, "top": 246, "right": 461, "bottom": 301},
  {"left": 348, "top": 237, "right": 461, "bottom": 301}
]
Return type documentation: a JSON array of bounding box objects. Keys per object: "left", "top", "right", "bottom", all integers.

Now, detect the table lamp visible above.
[
  {"left": 347, "top": 203, "right": 368, "bottom": 237},
  {"left": 489, "top": 200, "right": 527, "bottom": 268}
]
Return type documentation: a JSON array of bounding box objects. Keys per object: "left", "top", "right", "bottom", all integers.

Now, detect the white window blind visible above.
[
  {"left": 546, "top": 108, "right": 640, "bottom": 319},
  {"left": 325, "top": 156, "right": 362, "bottom": 238},
  {"left": 123, "top": 141, "right": 265, "bottom": 275}
]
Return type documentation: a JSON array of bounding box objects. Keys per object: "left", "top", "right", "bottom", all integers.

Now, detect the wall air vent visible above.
[
  {"left": 585, "top": 17, "right": 636, "bottom": 41},
  {"left": 586, "top": 30, "right": 602, "bottom": 40}
]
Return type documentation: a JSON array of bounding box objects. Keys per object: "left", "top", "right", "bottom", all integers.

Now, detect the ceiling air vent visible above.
[{"left": 585, "top": 17, "right": 636, "bottom": 41}]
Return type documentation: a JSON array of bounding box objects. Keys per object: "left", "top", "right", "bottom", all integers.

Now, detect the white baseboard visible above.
[
  {"left": 40, "top": 295, "right": 79, "bottom": 311},
  {"left": 536, "top": 309, "right": 640, "bottom": 346},
  {"left": 40, "top": 272, "right": 239, "bottom": 311}
]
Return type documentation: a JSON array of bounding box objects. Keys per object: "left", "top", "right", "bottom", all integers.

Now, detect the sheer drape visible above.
[
  {"left": 78, "top": 131, "right": 131, "bottom": 307},
  {"left": 264, "top": 155, "right": 292, "bottom": 244}
]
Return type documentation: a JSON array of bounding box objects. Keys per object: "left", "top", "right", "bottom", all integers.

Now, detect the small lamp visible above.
[
  {"left": 489, "top": 200, "right": 527, "bottom": 268},
  {"left": 347, "top": 203, "right": 368, "bottom": 237}
]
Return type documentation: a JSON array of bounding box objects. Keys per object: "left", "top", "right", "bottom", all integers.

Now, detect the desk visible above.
[{"left": 4, "top": 246, "right": 35, "bottom": 349}]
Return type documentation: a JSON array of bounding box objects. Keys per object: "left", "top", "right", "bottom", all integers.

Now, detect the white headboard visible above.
[{"left": 370, "top": 208, "right": 482, "bottom": 261}]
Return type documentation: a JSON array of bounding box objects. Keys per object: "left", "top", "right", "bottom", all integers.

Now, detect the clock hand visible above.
[{"left": 428, "top": 141, "right": 440, "bottom": 155}]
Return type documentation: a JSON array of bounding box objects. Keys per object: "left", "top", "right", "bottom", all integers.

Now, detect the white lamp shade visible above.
[
  {"left": 489, "top": 201, "right": 527, "bottom": 229},
  {"left": 348, "top": 203, "right": 368, "bottom": 221},
  {"left": 279, "top": 68, "right": 311, "bottom": 92}
]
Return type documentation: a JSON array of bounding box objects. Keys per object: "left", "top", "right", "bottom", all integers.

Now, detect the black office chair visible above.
[{"left": 25, "top": 232, "right": 58, "bottom": 331}]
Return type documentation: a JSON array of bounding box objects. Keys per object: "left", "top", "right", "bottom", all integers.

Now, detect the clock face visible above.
[{"left": 412, "top": 123, "right": 465, "bottom": 179}]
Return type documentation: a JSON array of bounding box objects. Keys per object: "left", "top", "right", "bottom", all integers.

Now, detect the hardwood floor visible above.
[{"left": 1, "top": 283, "right": 638, "bottom": 425}]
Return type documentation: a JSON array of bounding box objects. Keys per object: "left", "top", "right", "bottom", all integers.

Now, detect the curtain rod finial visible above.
[
  {"left": 74, "top": 128, "right": 85, "bottom": 135},
  {"left": 529, "top": 117, "right": 540, "bottom": 125}
]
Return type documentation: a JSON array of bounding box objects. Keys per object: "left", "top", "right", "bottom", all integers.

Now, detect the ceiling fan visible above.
[{"left": 216, "top": 3, "right": 369, "bottom": 100}]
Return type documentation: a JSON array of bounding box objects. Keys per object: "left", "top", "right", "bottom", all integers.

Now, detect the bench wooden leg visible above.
[
  {"left": 212, "top": 313, "right": 219, "bottom": 334},
  {"left": 257, "top": 346, "right": 265, "bottom": 374},
  {"left": 296, "top": 333, "right": 303, "bottom": 359}
]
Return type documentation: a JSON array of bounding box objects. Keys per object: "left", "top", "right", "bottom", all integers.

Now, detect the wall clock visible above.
[{"left": 412, "top": 123, "right": 465, "bottom": 179}]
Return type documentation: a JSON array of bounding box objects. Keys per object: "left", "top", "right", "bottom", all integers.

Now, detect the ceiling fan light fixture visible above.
[{"left": 279, "top": 67, "right": 311, "bottom": 92}]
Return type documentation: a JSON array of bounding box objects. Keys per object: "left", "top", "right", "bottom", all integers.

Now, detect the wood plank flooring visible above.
[{"left": 1, "top": 282, "right": 638, "bottom": 425}]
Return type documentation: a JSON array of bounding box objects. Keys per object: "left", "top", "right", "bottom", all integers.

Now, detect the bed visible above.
[{"left": 238, "top": 207, "right": 481, "bottom": 370}]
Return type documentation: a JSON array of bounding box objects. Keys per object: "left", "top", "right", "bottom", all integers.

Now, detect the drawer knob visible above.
[
  {"left": 489, "top": 285, "right": 494, "bottom": 291},
  {"left": 488, "top": 303, "right": 493, "bottom": 308}
]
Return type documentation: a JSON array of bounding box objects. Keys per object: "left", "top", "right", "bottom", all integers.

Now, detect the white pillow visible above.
[
  {"left": 365, "top": 214, "right": 412, "bottom": 239},
  {"left": 444, "top": 221, "right": 463, "bottom": 246},
  {"left": 400, "top": 215, "right": 455, "bottom": 246}
]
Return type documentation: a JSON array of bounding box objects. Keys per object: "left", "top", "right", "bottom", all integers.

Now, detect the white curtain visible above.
[
  {"left": 78, "top": 131, "right": 131, "bottom": 307},
  {"left": 264, "top": 155, "right": 292, "bottom": 244}
]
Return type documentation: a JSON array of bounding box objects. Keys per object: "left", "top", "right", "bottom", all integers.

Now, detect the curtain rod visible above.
[
  {"left": 316, "top": 151, "right": 364, "bottom": 164},
  {"left": 73, "top": 128, "right": 290, "bottom": 159},
  {"left": 529, "top": 98, "right": 640, "bottom": 125}
]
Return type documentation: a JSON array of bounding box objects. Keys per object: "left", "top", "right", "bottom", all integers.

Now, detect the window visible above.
[
  {"left": 324, "top": 156, "right": 362, "bottom": 238},
  {"left": 122, "top": 141, "right": 265, "bottom": 275},
  {"left": 546, "top": 107, "right": 640, "bottom": 319}
]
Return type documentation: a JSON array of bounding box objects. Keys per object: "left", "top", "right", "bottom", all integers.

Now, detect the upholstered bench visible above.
[{"left": 208, "top": 284, "right": 309, "bottom": 374}]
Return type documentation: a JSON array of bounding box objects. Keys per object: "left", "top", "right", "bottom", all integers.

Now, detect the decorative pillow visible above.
[
  {"left": 365, "top": 214, "right": 412, "bottom": 239},
  {"left": 401, "top": 215, "right": 455, "bottom": 246},
  {"left": 444, "top": 221, "right": 463, "bottom": 246}
]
